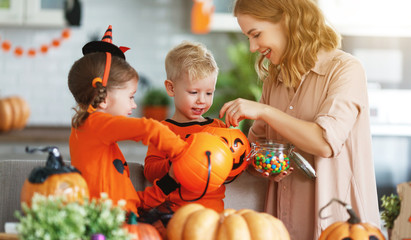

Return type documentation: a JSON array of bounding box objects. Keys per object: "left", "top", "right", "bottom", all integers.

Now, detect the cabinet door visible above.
[
  {"left": 0, "top": 0, "right": 24, "bottom": 25},
  {"left": 25, "top": 0, "right": 65, "bottom": 27}
]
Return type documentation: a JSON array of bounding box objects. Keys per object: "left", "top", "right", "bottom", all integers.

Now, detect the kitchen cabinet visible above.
[{"left": 0, "top": 0, "right": 66, "bottom": 27}]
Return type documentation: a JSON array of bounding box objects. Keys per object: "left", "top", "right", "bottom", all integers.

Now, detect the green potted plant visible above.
[
  {"left": 141, "top": 88, "right": 171, "bottom": 121},
  {"left": 380, "top": 193, "right": 401, "bottom": 239},
  {"left": 208, "top": 39, "right": 262, "bottom": 135}
]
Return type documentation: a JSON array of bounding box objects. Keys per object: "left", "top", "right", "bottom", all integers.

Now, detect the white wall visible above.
[{"left": 0, "top": 0, "right": 237, "bottom": 126}]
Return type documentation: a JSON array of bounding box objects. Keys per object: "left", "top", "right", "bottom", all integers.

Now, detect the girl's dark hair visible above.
[{"left": 68, "top": 52, "right": 138, "bottom": 128}]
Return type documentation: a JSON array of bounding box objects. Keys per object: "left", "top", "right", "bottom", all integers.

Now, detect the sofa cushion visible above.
[{"left": 223, "top": 170, "right": 268, "bottom": 211}]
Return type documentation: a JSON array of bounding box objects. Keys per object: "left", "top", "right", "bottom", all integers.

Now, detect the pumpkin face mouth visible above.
[
  {"left": 230, "top": 138, "right": 247, "bottom": 170},
  {"left": 223, "top": 135, "right": 250, "bottom": 178},
  {"left": 232, "top": 154, "right": 245, "bottom": 169}
]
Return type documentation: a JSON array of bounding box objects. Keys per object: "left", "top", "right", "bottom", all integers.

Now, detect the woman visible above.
[{"left": 219, "top": 0, "right": 380, "bottom": 239}]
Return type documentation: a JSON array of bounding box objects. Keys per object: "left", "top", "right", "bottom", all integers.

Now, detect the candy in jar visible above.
[{"left": 251, "top": 141, "right": 291, "bottom": 177}]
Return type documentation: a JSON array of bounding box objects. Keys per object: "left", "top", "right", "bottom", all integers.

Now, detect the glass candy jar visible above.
[{"left": 249, "top": 140, "right": 316, "bottom": 179}]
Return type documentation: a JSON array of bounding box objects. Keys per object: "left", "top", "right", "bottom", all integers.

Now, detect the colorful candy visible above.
[{"left": 252, "top": 150, "right": 290, "bottom": 176}]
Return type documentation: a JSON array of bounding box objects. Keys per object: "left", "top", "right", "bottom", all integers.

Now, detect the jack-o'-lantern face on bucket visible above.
[{"left": 203, "top": 127, "right": 251, "bottom": 180}]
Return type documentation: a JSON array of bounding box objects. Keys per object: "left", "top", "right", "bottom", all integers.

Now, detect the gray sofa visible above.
[{"left": 0, "top": 159, "right": 268, "bottom": 232}]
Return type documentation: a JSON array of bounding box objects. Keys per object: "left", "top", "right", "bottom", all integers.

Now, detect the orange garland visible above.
[{"left": 0, "top": 28, "right": 71, "bottom": 57}]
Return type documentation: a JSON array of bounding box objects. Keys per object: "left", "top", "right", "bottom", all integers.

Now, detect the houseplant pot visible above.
[{"left": 141, "top": 88, "right": 171, "bottom": 121}]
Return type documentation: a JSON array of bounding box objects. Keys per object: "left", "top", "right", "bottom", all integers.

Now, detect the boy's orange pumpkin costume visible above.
[{"left": 69, "top": 26, "right": 188, "bottom": 214}]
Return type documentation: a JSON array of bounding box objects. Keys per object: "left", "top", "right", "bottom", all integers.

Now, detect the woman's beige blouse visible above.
[{"left": 248, "top": 49, "right": 380, "bottom": 240}]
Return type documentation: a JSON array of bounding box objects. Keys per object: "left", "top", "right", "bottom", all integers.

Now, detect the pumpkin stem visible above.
[
  {"left": 45, "top": 147, "right": 64, "bottom": 169},
  {"left": 127, "top": 211, "right": 139, "bottom": 225},
  {"left": 345, "top": 204, "right": 361, "bottom": 224},
  {"left": 26, "top": 146, "right": 65, "bottom": 169},
  {"left": 319, "top": 198, "right": 361, "bottom": 224}
]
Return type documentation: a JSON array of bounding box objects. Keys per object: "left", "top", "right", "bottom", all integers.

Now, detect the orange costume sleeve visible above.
[
  {"left": 70, "top": 112, "right": 187, "bottom": 213},
  {"left": 144, "top": 117, "right": 227, "bottom": 212}
]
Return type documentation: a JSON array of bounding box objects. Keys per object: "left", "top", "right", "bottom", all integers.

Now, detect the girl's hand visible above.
[{"left": 219, "top": 98, "right": 266, "bottom": 128}]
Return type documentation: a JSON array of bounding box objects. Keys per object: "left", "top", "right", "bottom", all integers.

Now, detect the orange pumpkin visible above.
[
  {"left": 20, "top": 146, "right": 89, "bottom": 207},
  {"left": 172, "top": 132, "right": 233, "bottom": 194},
  {"left": 12, "top": 96, "right": 30, "bottom": 129},
  {"left": 0, "top": 96, "right": 30, "bottom": 132},
  {"left": 124, "top": 212, "right": 161, "bottom": 240},
  {"left": 319, "top": 199, "right": 386, "bottom": 240},
  {"left": 0, "top": 97, "right": 13, "bottom": 131},
  {"left": 203, "top": 127, "right": 251, "bottom": 181},
  {"left": 167, "top": 203, "right": 290, "bottom": 240}
]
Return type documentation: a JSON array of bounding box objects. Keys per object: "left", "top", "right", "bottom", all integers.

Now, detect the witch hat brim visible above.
[{"left": 82, "top": 41, "right": 125, "bottom": 59}]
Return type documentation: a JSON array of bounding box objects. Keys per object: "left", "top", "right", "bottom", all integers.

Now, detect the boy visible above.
[{"left": 144, "top": 41, "right": 227, "bottom": 212}]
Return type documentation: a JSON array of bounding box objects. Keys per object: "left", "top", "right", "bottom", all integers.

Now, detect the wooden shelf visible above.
[{"left": 0, "top": 126, "right": 71, "bottom": 143}]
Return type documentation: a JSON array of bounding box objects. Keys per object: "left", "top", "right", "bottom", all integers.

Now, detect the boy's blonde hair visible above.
[
  {"left": 165, "top": 41, "right": 218, "bottom": 82},
  {"left": 234, "top": 0, "right": 341, "bottom": 89}
]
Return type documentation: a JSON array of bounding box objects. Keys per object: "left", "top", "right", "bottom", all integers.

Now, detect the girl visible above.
[{"left": 68, "top": 26, "right": 188, "bottom": 214}]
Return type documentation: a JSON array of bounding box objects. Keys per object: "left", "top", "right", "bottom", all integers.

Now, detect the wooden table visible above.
[{"left": 0, "top": 233, "right": 18, "bottom": 240}]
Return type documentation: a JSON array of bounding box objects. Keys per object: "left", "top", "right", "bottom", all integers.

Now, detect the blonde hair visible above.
[
  {"left": 68, "top": 52, "right": 138, "bottom": 128},
  {"left": 234, "top": 0, "right": 341, "bottom": 88},
  {"left": 165, "top": 41, "right": 218, "bottom": 82}
]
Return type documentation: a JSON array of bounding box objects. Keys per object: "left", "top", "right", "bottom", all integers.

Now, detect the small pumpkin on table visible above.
[
  {"left": 319, "top": 198, "right": 386, "bottom": 240},
  {"left": 167, "top": 203, "right": 290, "bottom": 240},
  {"left": 20, "top": 146, "right": 89, "bottom": 206}
]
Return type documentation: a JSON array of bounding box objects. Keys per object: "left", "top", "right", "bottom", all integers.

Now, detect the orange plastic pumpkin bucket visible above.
[{"left": 172, "top": 132, "right": 233, "bottom": 194}]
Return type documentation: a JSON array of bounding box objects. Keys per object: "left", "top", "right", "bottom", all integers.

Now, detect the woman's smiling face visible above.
[{"left": 237, "top": 13, "right": 287, "bottom": 65}]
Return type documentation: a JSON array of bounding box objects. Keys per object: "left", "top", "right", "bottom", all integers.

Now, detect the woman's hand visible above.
[
  {"left": 247, "top": 164, "right": 294, "bottom": 182},
  {"left": 219, "top": 98, "right": 266, "bottom": 128},
  {"left": 269, "top": 167, "right": 294, "bottom": 182},
  {"left": 221, "top": 99, "right": 332, "bottom": 158}
]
